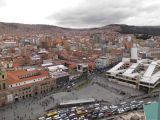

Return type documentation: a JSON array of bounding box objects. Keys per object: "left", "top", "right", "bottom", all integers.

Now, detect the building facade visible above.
[
  {"left": 106, "top": 59, "right": 160, "bottom": 92},
  {"left": 7, "top": 69, "right": 56, "bottom": 101},
  {"left": 0, "top": 66, "right": 9, "bottom": 106}
]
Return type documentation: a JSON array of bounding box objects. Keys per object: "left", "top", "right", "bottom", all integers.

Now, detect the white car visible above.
[
  {"left": 139, "top": 101, "right": 144, "bottom": 103},
  {"left": 120, "top": 102, "right": 127, "bottom": 105},
  {"left": 69, "top": 113, "right": 76, "bottom": 118},
  {"left": 131, "top": 100, "right": 137, "bottom": 104},
  {"left": 110, "top": 105, "right": 118, "bottom": 109},
  {"left": 95, "top": 107, "right": 100, "bottom": 111},
  {"left": 38, "top": 116, "right": 45, "bottom": 120},
  {"left": 46, "top": 117, "right": 52, "bottom": 120},
  {"left": 102, "top": 106, "right": 108, "bottom": 110},
  {"left": 98, "top": 113, "right": 104, "bottom": 118},
  {"left": 100, "top": 106, "right": 108, "bottom": 112},
  {"left": 54, "top": 115, "right": 61, "bottom": 120},
  {"left": 94, "top": 103, "right": 100, "bottom": 107},
  {"left": 118, "top": 108, "right": 124, "bottom": 114}
]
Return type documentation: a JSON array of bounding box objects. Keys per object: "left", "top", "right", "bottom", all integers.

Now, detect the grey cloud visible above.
[
  {"left": 139, "top": 3, "right": 160, "bottom": 13},
  {"left": 48, "top": 0, "right": 160, "bottom": 28},
  {"left": 0, "top": 0, "right": 5, "bottom": 7}
]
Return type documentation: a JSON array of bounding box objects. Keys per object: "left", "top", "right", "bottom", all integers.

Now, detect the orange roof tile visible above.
[
  {"left": 7, "top": 70, "right": 49, "bottom": 85},
  {"left": 13, "top": 63, "right": 21, "bottom": 68}
]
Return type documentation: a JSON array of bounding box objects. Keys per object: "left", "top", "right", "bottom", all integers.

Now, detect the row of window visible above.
[
  {"left": 108, "top": 75, "right": 137, "bottom": 85},
  {"left": 109, "top": 75, "right": 160, "bottom": 87},
  {"left": 9, "top": 76, "right": 48, "bottom": 88},
  {"left": 15, "top": 90, "right": 32, "bottom": 95},
  {"left": 18, "top": 72, "right": 41, "bottom": 79},
  {"left": 15, "top": 87, "right": 51, "bottom": 98},
  {"left": 116, "top": 74, "right": 136, "bottom": 81},
  {"left": 117, "top": 78, "right": 137, "bottom": 85}
]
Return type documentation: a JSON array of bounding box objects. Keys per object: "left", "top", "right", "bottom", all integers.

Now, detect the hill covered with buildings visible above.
[{"left": 1, "top": 22, "right": 160, "bottom": 37}]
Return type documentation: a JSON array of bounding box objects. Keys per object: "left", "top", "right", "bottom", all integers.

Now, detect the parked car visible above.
[
  {"left": 94, "top": 103, "right": 100, "bottom": 108},
  {"left": 98, "top": 113, "right": 104, "bottom": 118},
  {"left": 100, "top": 106, "right": 108, "bottom": 112},
  {"left": 38, "top": 116, "right": 45, "bottom": 120},
  {"left": 46, "top": 117, "right": 52, "bottom": 120},
  {"left": 130, "top": 105, "right": 137, "bottom": 110},
  {"left": 123, "top": 106, "right": 131, "bottom": 112},
  {"left": 109, "top": 105, "right": 118, "bottom": 109},
  {"left": 118, "top": 108, "right": 125, "bottom": 114}
]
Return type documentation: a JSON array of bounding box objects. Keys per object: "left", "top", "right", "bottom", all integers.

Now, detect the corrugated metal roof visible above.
[{"left": 60, "top": 98, "right": 95, "bottom": 106}]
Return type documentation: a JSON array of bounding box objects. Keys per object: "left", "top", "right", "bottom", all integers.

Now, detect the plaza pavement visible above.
[{"left": 0, "top": 75, "right": 144, "bottom": 120}]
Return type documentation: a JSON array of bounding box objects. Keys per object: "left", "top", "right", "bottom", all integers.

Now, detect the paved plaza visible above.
[{"left": 0, "top": 75, "right": 144, "bottom": 120}]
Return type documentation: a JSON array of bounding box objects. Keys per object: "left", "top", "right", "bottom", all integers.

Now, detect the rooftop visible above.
[
  {"left": 48, "top": 65, "right": 68, "bottom": 72},
  {"left": 144, "top": 102, "right": 160, "bottom": 120},
  {"left": 50, "top": 71, "right": 69, "bottom": 79},
  {"left": 107, "top": 59, "right": 160, "bottom": 85},
  {"left": 7, "top": 69, "right": 49, "bottom": 85},
  {"left": 59, "top": 98, "right": 95, "bottom": 106}
]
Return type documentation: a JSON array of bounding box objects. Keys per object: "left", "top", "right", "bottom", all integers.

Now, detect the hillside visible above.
[
  {"left": 0, "top": 22, "right": 160, "bottom": 36},
  {"left": 117, "top": 24, "right": 160, "bottom": 36}
]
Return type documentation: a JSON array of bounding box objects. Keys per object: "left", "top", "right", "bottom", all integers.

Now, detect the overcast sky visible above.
[{"left": 0, "top": 0, "right": 160, "bottom": 28}]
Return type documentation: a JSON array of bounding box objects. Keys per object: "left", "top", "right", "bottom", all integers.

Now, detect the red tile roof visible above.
[
  {"left": 7, "top": 70, "right": 49, "bottom": 85},
  {"left": 13, "top": 63, "right": 21, "bottom": 68}
]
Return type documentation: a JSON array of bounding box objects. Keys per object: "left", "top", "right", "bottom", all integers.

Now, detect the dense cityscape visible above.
[
  {"left": 0, "top": 22, "right": 160, "bottom": 120},
  {"left": 0, "top": 0, "right": 160, "bottom": 120}
]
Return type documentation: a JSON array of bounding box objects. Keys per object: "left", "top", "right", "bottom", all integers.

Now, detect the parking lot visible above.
[{"left": 39, "top": 99, "right": 152, "bottom": 120}]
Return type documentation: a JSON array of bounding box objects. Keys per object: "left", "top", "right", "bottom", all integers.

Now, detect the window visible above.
[
  {"left": 3, "top": 83, "right": 6, "bottom": 89},
  {"left": 2, "top": 75, "right": 4, "bottom": 79}
]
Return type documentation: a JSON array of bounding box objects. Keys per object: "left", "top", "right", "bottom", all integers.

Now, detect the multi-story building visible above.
[
  {"left": 106, "top": 58, "right": 160, "bottom": 92},
  {"left": 95, "top": 57, "right": 109, "bottom": 69},
  {"left": 48, "top": 65, "right": 69, "bottom": 88},
  {"left": 6, "top": 69, "right": 56, "bottom": 101},
  {"left": 0, "top": 65, "right": 9, "bottom": 106},
  {"left": 139, "top": 47, "right": 160, "bottom": 59},
  {"left": 149, "top": 48, "right": 160, "bottom": 59}
]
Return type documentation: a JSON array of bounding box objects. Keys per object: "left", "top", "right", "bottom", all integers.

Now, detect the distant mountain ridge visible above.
[
  {"left": 117, "top": 24, "right": 160, "bottom": 36},
  {"left": 0, "top": 22, "right": 160, "bottom": 36}
]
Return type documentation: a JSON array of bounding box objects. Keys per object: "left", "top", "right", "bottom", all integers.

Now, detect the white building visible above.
[
  {"left": 48, "top": 65, "right": 68, "bottom": 73},
  {"left": 48, "top": 65, "right": 69, "bottom": 86},
  {"left": 106, "top": 59, "right": 160, "bottom": 92},
  {"left": 3, "top": 41, "right": 18, "bottom": 48},
  {"left": 95, "top": 57, "right": 109, "bottom": 69}
]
